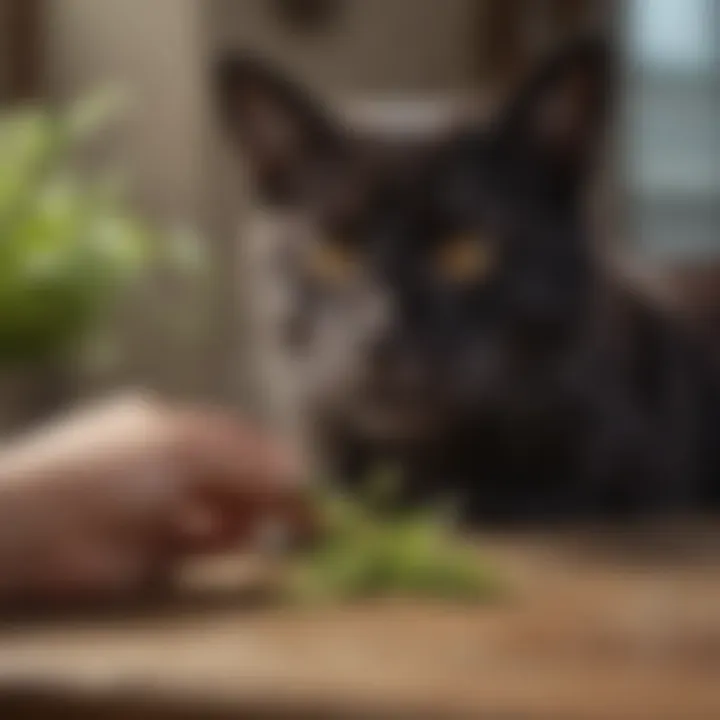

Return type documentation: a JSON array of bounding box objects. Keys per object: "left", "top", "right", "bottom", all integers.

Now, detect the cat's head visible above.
[{"left": 216, "top": 39, "right": 612, "bottom": 443}]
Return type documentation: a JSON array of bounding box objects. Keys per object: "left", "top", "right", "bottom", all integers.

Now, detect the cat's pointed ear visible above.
[
  {"left": 215, "top": 53, "right": 348, "bottom": 205},
  {"left": 498, "top": 37, "right": 613, "bottom": 180}
]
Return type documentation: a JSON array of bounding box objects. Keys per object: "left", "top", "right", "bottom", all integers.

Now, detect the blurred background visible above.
[
  {"left": 0, "top": 0, "right": 718, "bottom": 426},
  {"left": 1, "top": 3, "right": 720, "bottom": 718}
]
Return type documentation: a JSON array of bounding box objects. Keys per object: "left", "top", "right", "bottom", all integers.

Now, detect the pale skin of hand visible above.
[{"left": 0, "top": 394, "right": 312, "bottom": 604}]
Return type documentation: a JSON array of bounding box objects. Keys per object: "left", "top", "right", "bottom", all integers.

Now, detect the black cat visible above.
[{"left": 216, "top": 39, "right": 720, "bottom": 523}]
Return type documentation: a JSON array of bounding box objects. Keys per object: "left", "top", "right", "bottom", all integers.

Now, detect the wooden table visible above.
[{"left": 2, "top": 526, "right": 720, "bottom": 719}]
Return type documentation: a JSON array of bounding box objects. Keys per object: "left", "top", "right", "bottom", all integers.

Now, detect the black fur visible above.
[{"left": 217, "top": 39, "right": 720, "bottom": 523}]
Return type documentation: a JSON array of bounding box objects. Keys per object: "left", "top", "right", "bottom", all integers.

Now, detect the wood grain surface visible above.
[{"left": 1, "top": 525, "right": 720, "bottom": 718}]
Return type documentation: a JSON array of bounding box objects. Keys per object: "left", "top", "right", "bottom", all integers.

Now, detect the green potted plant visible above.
[{"left": 0, "top": 93, "right": 204, "bottom": 433}]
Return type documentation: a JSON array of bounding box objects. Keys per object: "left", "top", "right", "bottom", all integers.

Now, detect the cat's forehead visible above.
[
  {"left": 355, "top": 131, "right": 498, "bottom": 238},
  {"left": 340, "top": 131, "right": 494, "bottom": 229},
  {"left": 244, "top": 97, "right": 494, "bottom": 243}
]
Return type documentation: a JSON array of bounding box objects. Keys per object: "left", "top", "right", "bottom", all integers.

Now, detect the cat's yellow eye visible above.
[
  {"left": 435, "top": 234, "right": 496, "bottom": 285},
  {"left": 306, "top": 241, "right": 360, "bottom": 285}
]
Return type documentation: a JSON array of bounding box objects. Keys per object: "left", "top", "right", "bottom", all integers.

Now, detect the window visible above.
[{"left": 622, "top": 0, "right": 720, "bottom": 259}]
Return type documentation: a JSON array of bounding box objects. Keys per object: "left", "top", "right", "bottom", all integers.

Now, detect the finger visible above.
[
  {"left": 170, "top": 489, "right": 317, "bottom": 556},
  {"left": 176, "top": 407, "right": 305, "bottom": 491},
  {"left": 166, "top": 500, "right": 249, "bottom": 555},
  {"left": 24, "top": 540, "right": 161, "bottom": 603},
  {"left": 174, "top": 407, "right": 311, "bottom": 517}
]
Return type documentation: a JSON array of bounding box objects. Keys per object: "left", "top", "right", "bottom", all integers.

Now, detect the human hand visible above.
[{"left": 0, "top": 394, "right": 311, "bottom": 604}]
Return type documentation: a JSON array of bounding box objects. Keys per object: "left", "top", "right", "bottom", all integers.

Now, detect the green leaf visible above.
[{"left": 285, "top": 474, "right": 506, "bottom": 606}]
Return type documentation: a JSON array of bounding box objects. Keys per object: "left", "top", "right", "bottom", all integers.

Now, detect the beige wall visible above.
[
  {"left": 47, "top": 0, "right": 209, "bottom": 225},
  {"left": 46, "top": 0, "right": 216, "bottom": 398},
  {"left": 210, "top": 0, "right": 481, "bottom": 93}
]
